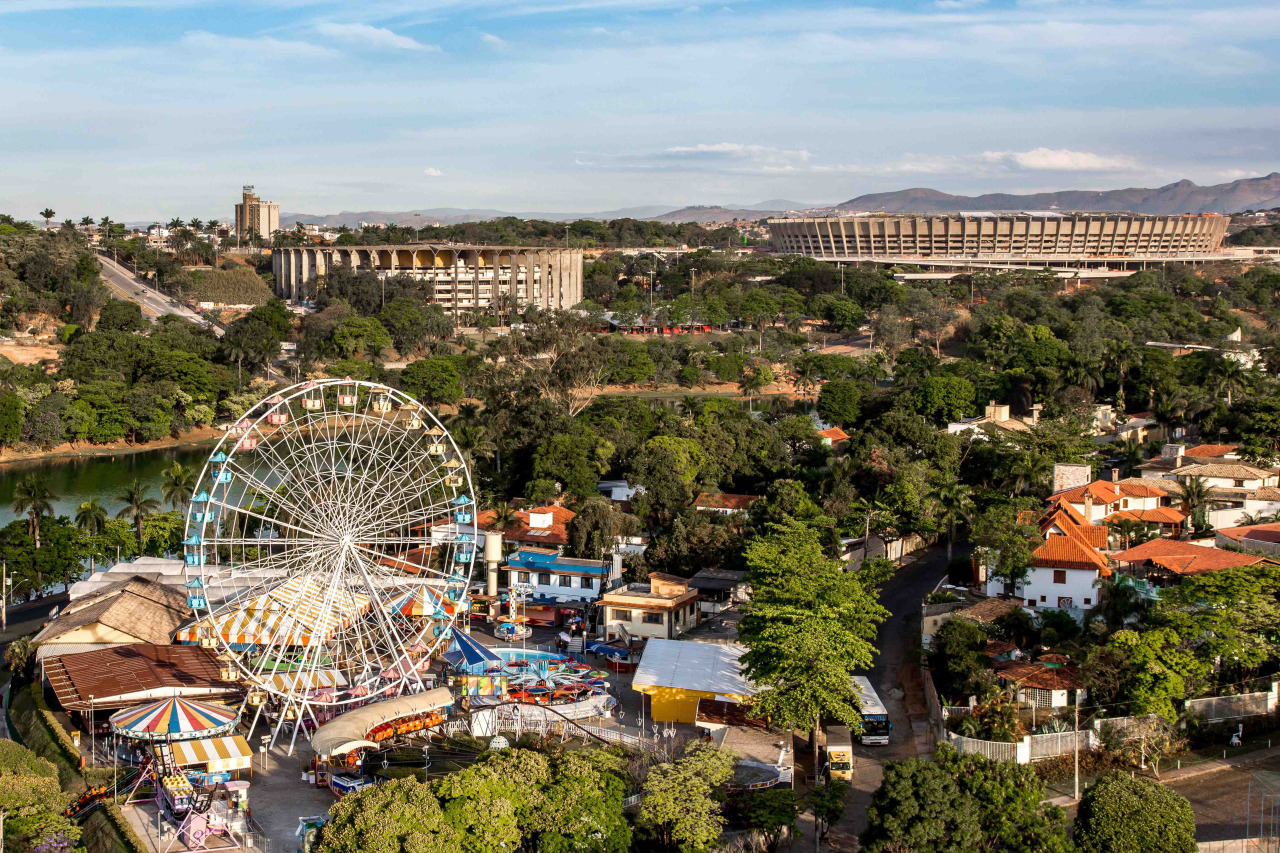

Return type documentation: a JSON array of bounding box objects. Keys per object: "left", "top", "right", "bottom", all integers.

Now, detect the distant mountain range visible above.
[
  {"left": 279, "top": 199, "right": 824, "bottom": 228},
  {"left": 836, "top": 173, "right": 1280, "bottom": 215},
  {"left": 272, "top": 175, "right": 1280, "bottom": 230}
]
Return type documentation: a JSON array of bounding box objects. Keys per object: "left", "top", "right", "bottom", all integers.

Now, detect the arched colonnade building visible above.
[{"left": 271, "top": 244, "right": 583, "bottom": 313}]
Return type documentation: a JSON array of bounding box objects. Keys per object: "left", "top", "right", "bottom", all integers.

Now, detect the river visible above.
[{"left": 0, "top": 445, "right": 216, "bottom": 529}]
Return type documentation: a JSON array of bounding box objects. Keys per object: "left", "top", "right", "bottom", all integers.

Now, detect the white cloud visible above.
[
  {"left": 660, "top": 142, "right": 811, "bottom": 168},
  {"left": 314, "top": 22, "right": 438, "bottom": 52},
  {"left": 983, "top": 147, "right": 1140, "bottom": 171},
  {"left": 934, "top": 0, "right": 986, "bottom": 8},
  {"left": 480, "top": 32, "right": 506, "bottom": 46},
  {"left": 424, "top": 167, "right": 444, "bottom": 177},
  {"left": 179, "top": 30, "right": 336, "bottom": 60}
]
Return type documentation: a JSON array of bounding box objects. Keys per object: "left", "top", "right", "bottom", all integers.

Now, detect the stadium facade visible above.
[
  {"left": 271, "top": 244, "right": 583, "bottom": 313},
  {"left": 767, "top": 213, "right": 1229, "bottom": 269}
]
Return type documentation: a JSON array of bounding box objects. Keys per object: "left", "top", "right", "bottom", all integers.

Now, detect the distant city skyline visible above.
[{"left": 1, "top": 0, "right": 1277, "bottom": 220}]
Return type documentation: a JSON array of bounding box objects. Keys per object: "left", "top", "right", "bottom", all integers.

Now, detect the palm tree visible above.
[
  {"left": 189, "top": 218, "right": 204, "bottom": 233},
  {"left": 115, "top": 479, "right": 161, "bottom": 554},
  {"left": 1177, "top": 475, "right": 1213, "bottom": 530},
  {"left": 1119, "top": 437, "right": 1146, "bottom": 476},
  {"left": 161, "top": 462, "right": 198, "bottom": 515},
  {"left": 1106, "top": 339, "right": 1138, "bottom": 412},
  {"left": 1008, "top": 454, "right": 1051, "bottom": 498},
  {"left": 484, "top": 499, "right": 518, "bottom": 529},
  {"left": 39, "top": 208, "right": 55, "bottom": 230},
  {"left": 11, "top": 474, "right": 54, "bottom": 549},
  {"left": 79, "top": 215, "right": 93, "bottom": 230},
  {"left": 1209, "top": 355, "right": 1249, "bottom": 408},
  {"left": 1088, "top": 576, "right": 1147, "bottom": 633},
  {"left": 166, "top": 217, "right": 184, "bottom": 232},
  {"left": 795, "top": 359, "right": 819, "bottom": 411},
  {"left": 928, "top": 480, "right": 974, "bottom": 563},
  {"left": 738, "top": 362, "right": 770, "bottom": 412},
  {"left": 75, "top": 498, "right": 108, "bottom": 536}
]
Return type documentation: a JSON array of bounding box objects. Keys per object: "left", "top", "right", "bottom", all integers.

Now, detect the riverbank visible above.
[{"left": 0, "top": 427, "right": 223, "bottom": 471}]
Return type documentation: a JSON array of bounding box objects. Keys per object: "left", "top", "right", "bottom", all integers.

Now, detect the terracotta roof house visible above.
[
  {"left": 473, "top": 503, "right": 577, "bottom": 548},
  {"left": 1217, "top": 522, "right": 1280, "bottom": 557},
  {"left": 817, "top": 426, "right": 850, "bottom": 446},
  {"left": 1050, "top": 477, "right": 1177, "bottom": 530},
  {"left": 1112, "top": 538, "right": 1271, "bottom": 582},
  {"left": 985, "top": 504, "right": 1112, "bottom": 613},
  {"left": 996, "top": 660, "right": 1086, "bottom": 708},
  {"left": 1185, "top": 444, "right": 1240, "bottom": 459},
  {"left": 694, "top": 493, "right": 761, "bottom": 515},
  {"left": 946, "top": 402, "right": 1034, "bottom": 437}
]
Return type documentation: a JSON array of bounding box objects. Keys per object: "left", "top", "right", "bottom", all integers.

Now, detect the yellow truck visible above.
[{"left": 824, "top": 725, "right": 854, "bottom": 781}]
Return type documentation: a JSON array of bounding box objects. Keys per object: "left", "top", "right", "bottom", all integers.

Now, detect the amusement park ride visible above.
[{"left": 180, "top": 379, "right": 478, "bottom": 754}]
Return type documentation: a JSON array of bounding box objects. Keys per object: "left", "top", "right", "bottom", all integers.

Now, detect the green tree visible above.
[
  {"left": 816, "top": 379, "right": 862, "bottom": 427},
  {"left": 38, "top": 208, "right": 55, "bottom": 230},
  {"left": 927, "top": 616, "right": 990, "bottom": 701},
  {"left": 1073, "top": 771, "right": 1195, "bottom": 853},
  {"left": 74, "top": 498, "right": 108, "bottom": 536},
  {"left": 160, "top": 461, "right": 198, "bottom": 515},
  {"left": 0, "top": 739, "right": 79, "bottom": 851},
  {"left": 115, "top": 478, "right": 161, "bottom": 554},
  {"left": 11, "top": 474, "right": 54, "bottom": 550},
  {"left": 0, "top": 392, "right": 24, "bottom": 449},
  {"left": 861, "top": 744, "right": 1071, "bottom": 853},
  {"left": 638, "top": 742, "right": 737, "bottom": 853},
  {"left": 971, "top": 502, "right": 1043, "bottom": 591},
  {"left": 96, "top": 298, "right": 148, "bottom": 333},
  {"left": 400, "top": 357, "right": 464, "bottom": 408},
  {"left": 631, "top": 435, "right": 705, "bottom": 525},
  {"left": 319, "top": 776, "right": 461, "bottom": 853},
  {"left": 739, "top": 521, "right": 887, "bottom": 740},
  {"left": 913, "top": 374, "right": 976, "bottom": 425},
  {"left": 1176, "top": 475, "right": 1213, "bottom": 530},
  {"left": 927, "top": 480, "right": 974, "bottom": 564}
]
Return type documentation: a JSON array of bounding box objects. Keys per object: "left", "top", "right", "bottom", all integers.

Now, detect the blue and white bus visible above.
[{"left": 853, "top": 676, "right": 891, "bottom": 746}]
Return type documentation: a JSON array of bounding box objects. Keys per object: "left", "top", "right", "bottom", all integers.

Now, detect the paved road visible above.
[
  {"left": 1167, "top": 752, "right": 1280, "bottom": 843},
  {"left": 825, "top": 545, "right": 949, "bottom": 849},
  {"left": 95, "top": 253, "right": 223, "bottom": 337}
]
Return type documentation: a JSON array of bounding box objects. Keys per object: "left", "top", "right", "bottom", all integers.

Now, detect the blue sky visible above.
[{"left": 1, "top": 0, "right": 1278, "bottom": 221}]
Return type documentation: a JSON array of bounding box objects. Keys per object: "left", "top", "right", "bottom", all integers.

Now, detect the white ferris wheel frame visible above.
[{"left": 182, "top": 378, "right": 477, "bottom": 731}]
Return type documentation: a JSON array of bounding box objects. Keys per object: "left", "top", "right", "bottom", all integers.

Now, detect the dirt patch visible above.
[{"left": 0, "top": 340, "right": 61, "bottom": 365}]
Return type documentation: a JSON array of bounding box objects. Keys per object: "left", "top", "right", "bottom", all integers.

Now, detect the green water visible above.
[{"left": 0, "top": 444, "right": 217, "bottom": 528}]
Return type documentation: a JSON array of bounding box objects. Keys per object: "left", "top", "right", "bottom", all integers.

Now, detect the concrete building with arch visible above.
[
  {"left": 767, "top": 212, "right": 1230, "bottom": 270},
  {"left": 270, "top": 244, "right": 583, "bottom": 314}
]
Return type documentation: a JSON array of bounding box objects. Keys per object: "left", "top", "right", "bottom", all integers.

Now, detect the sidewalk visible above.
[{"left": 1044, "top": 741, "right": 1280, "bottom": 808}]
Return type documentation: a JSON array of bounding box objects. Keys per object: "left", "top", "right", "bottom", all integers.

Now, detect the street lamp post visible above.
[{"left": 89, "top": 694, "right": 95, "bottom": 766}]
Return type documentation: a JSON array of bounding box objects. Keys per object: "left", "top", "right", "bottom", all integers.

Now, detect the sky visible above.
[{"left": 1, "top": 0, "right": 1278, "bottom": 221}]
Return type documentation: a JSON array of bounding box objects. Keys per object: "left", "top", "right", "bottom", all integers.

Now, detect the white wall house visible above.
[{"left": 984, "top": 511, "right": 1111, "bottom": 616}]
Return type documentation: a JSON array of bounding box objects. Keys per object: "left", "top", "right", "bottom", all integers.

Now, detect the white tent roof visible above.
[
  {"left": 310, "top": 688, "right": 454, "bottom": 757},
  {"left": 632, "top": 639, "right": 754, "bottom": 697}
]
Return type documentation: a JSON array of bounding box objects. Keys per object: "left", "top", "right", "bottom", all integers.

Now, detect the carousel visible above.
[{"left": 113, "top": 697, "right": 254, "bottom": 852}]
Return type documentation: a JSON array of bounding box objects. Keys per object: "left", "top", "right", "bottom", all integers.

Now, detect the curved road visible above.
[{"left": 95, "top": 253, "right": 223, "bottom": 337}]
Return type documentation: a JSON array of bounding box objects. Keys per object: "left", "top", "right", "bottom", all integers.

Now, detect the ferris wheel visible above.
[{"left": 180, "top": 379, "right": 476, "bottom": 747}]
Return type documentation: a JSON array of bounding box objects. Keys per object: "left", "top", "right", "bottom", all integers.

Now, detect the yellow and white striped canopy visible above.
[
  {"left": 256, "top": 670, "right": 348, "bottom": 692},
  {"left": 169, "top": 735, "right": 253, "bottom": 772},
  {"left": 177, "top": 576, "right": 372, "bottom": 646}
]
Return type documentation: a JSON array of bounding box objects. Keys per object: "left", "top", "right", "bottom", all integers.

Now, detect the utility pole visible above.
[
  {"left": 1073, "top": 703, "right": 1080, "bottom": 801},
  {"left": 2, "top": 561, "right": 7, "bottom": 634}
]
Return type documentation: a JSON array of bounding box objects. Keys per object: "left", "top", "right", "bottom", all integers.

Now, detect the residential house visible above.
[
  {"left": 687, "top": 568, "right": 750, "bottom": 617},
  {"left": 1112, "top": 538, "right": 1274, "bottom": 586},
  {"left": 817, "top": 426, "right": 850, "bottom": 447},
  {"left": 996, "top": 657, "right": 1086, "bottom": 708},
  {"left": 694, "top": 493, "right": 761, "bottom": 516},
  {"left": 985, "top": 505, "right": 1111, "bottom": 613},
  {"left": 473, "top": 503, "right": 576, "bottom": 551},
  {"left": 1217, "top": 522, "right": 1280, "bottom": 557},
  {"left": 599, "top": 573, "right": 700, "bottom": 641},
  {"left": 946, "top": 402, "right": 1038, "bottom": 437},
  {"left": 1049, "top": 474, "right": 1185, "bottom": 536},
  {"left": 503, "top": 548, "right": 622, "bottom": 626}
]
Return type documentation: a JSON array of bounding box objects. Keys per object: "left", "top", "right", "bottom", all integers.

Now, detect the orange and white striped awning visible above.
[
  {"left": 254, "top": 670, "right": 348, "bottom": 692},
  {"left": 177, "top": 576, "right": 372, "bottom": 646},
  {"left": 169, "top": 735, "right": 253, "bottom": 772}
]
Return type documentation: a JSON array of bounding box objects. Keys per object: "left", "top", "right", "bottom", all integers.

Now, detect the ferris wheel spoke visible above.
[
  {"left": 222, "top": 459, "right": 318, "bottom": 528},
  {"left": 349, "top": 548, "right": 428, "bottom": 695},
  {"left": 207, "top": 499, "right": 320, "bottom": 540}
]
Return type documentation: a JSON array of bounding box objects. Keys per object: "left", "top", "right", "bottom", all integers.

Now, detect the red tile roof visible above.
[
  {"left": 1219, "top": 522, "right": 1280, "bottom": 543},
  {"left": 694, "top": 493, "right": 761, "bottom": 512},
  {"left": 997, "top": 661, "right": 1083, "bottom": 690},
  {"left": 1103, "top": 507, "right": 1188, "bottom": 525},
  {"left": 1112, "top": 538, "right": 1265, "bottom": 575},
  {"left": 983, "top": 640, "right": 1018, "bottom": 658},
  {"left": 1186, "top": 444, "right": 1239, "bottom": 458},
  {"left": 1034, "top": 531, "right": 1112, "bottom": 575},
  {"left": 956, "top": 597, "right": 1023, "bottom": 624},
  {"left": 474, "top": 504, "right": 576, "bottom": 547},
  {"left": 818, "top": 427, "right": 850, "bottom": 442},
  {"left": 1053, "top": 480, "right": 1167, "bottom": 504}
]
